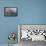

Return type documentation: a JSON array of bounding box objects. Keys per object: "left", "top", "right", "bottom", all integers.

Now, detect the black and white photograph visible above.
[{"left": 4, "top": 7, "right": 18, "bottom": 16}]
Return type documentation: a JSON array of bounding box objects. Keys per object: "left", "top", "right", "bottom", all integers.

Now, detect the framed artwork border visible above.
[{"left": 4, "top": 7, "right": 18, "bottom": 17}]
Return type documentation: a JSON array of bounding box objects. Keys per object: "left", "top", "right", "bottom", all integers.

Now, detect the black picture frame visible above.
[{"left": 4, "top": 7, "right": 18, "bottom": 17}]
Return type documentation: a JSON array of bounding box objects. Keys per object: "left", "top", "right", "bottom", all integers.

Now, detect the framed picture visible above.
[{"left": 4, "top": 7, "right": 18, "bottom": 16}]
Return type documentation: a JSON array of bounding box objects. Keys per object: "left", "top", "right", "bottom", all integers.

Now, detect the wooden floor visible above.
[
  {"left": 19, "top": 40, "right": 46, "bottom": 46},
  {"left": 0, "top": 40, "right": 46, "bottom": 46}
]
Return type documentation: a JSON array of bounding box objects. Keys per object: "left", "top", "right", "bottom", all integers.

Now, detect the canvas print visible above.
[{"left": 4, "top": 7, "right": 17, "bottom": 16}]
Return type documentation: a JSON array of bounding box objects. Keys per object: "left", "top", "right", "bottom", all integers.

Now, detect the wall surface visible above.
[{"left": 0, "top": 0, "right": 46, "bottom": 44}]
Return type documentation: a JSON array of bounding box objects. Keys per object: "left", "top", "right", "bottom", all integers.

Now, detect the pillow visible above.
[{"left": 21, "top": 30, "right": 28, "bottom": 39}]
